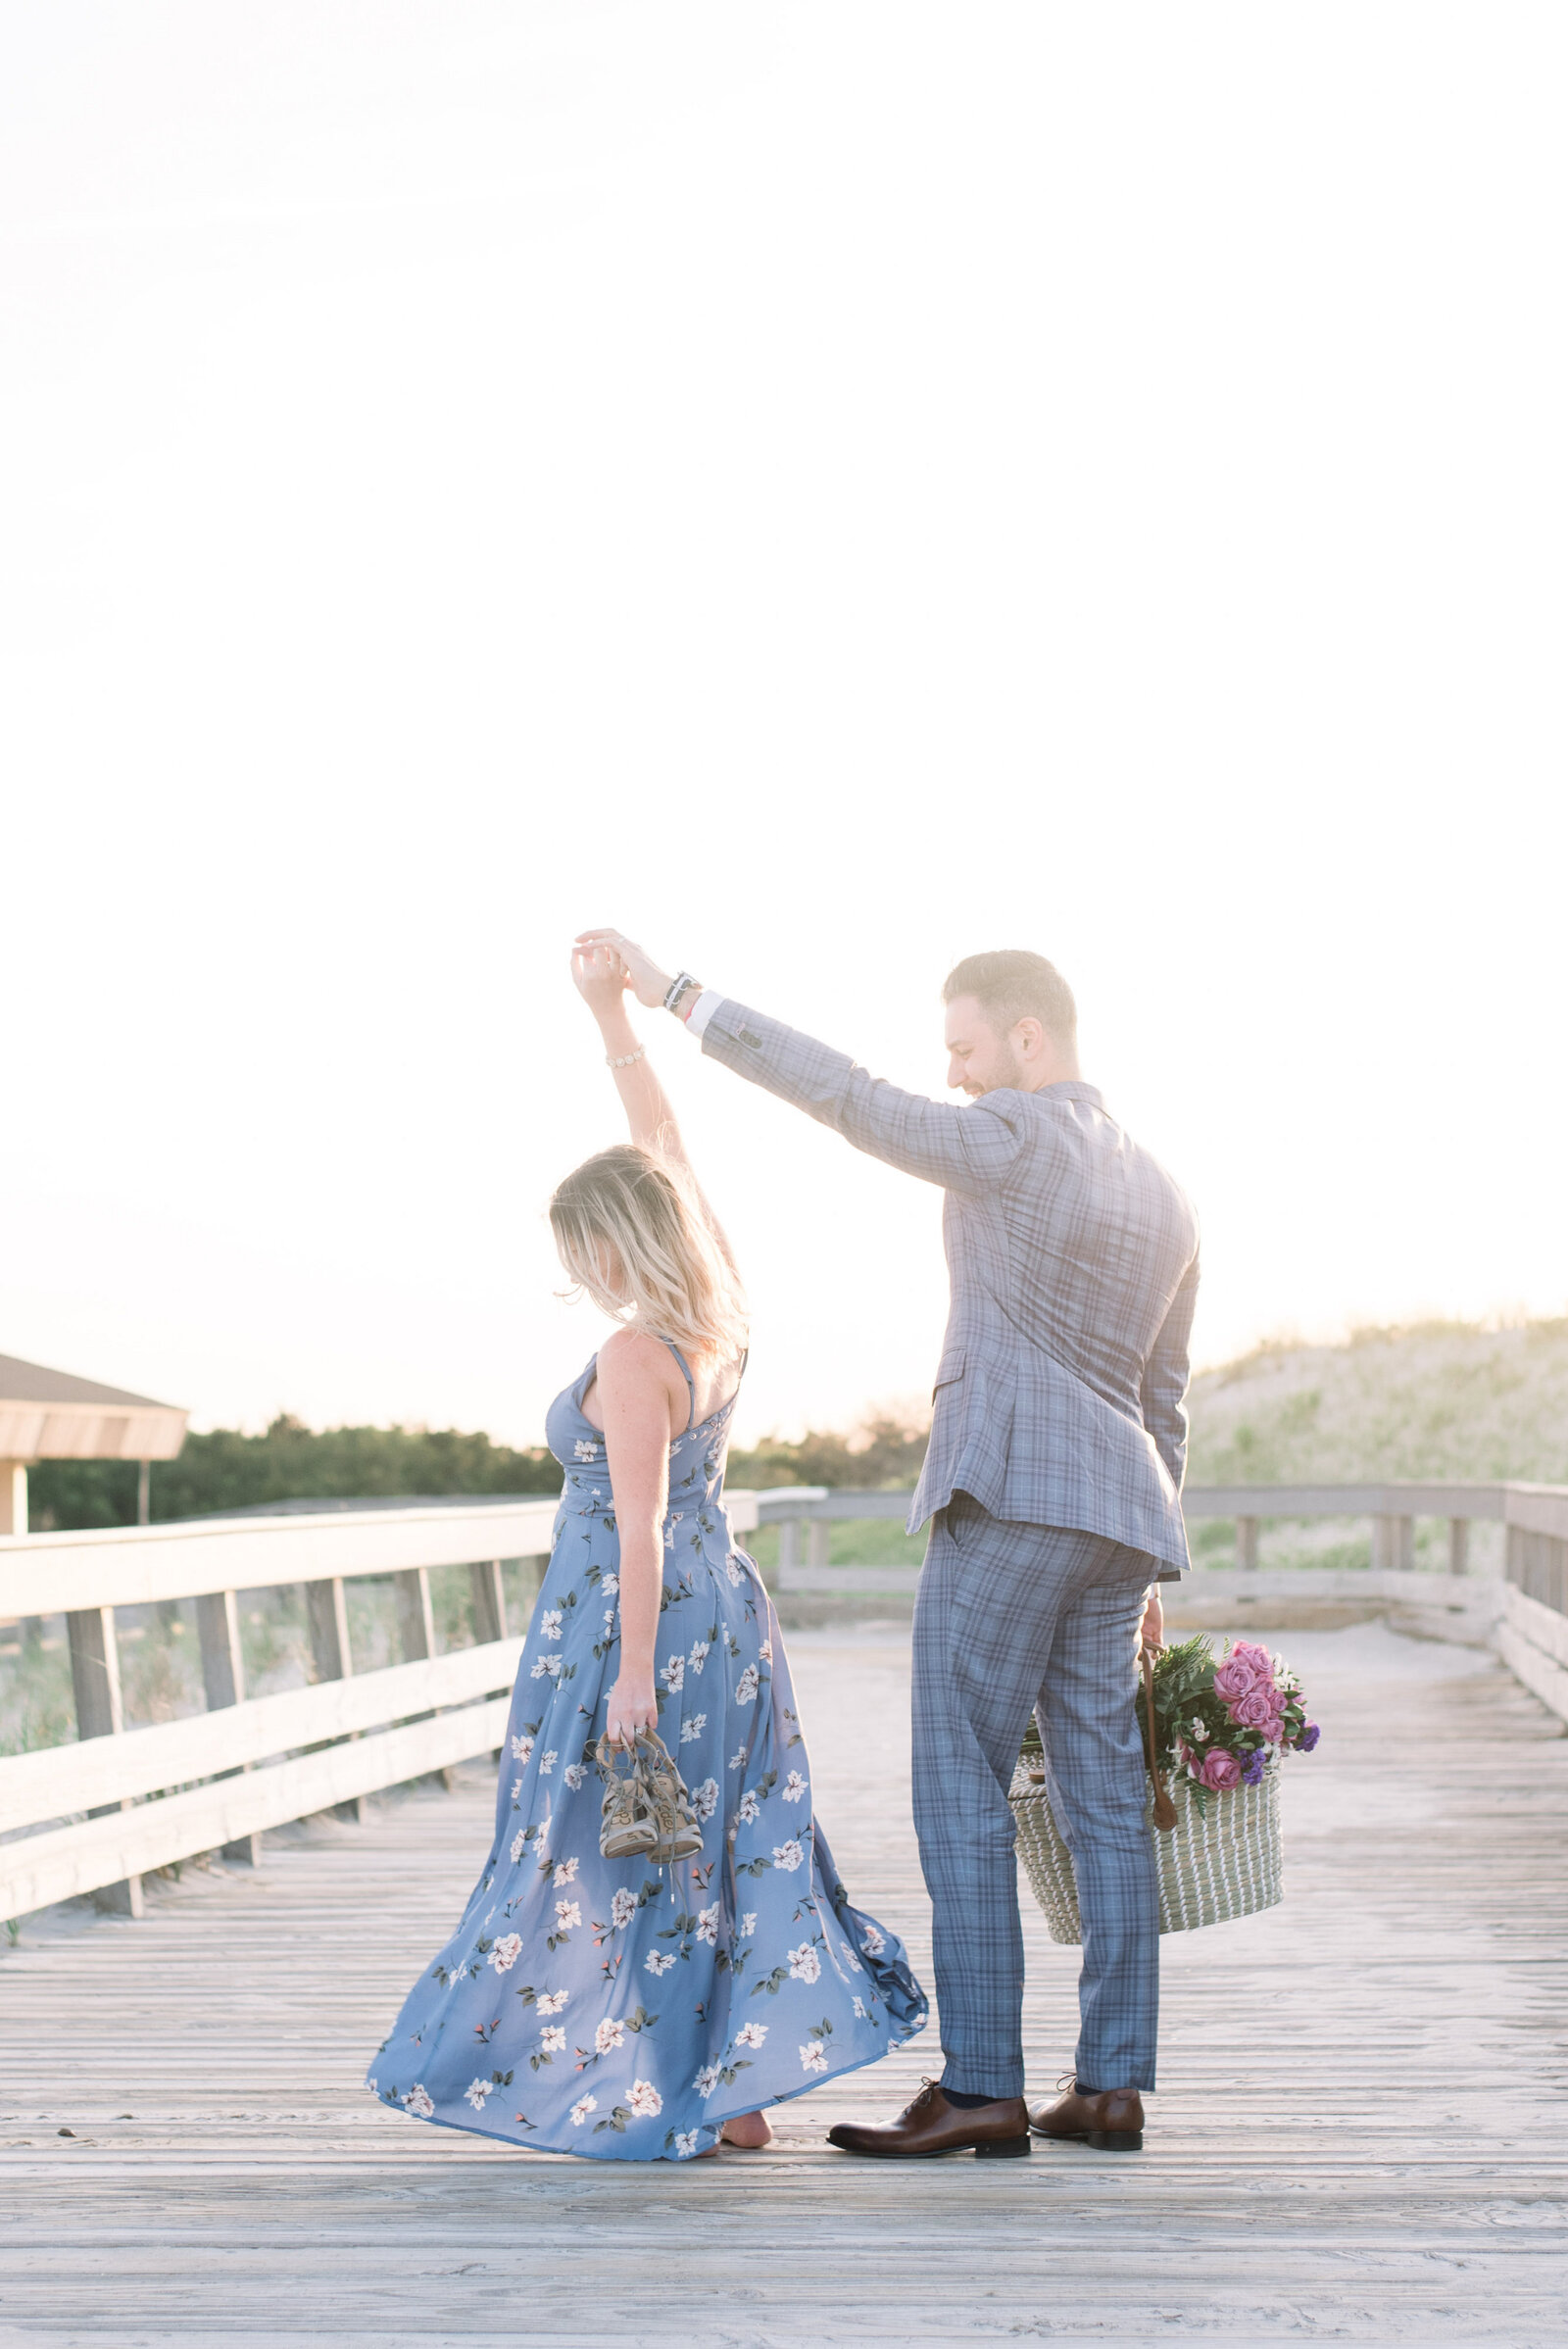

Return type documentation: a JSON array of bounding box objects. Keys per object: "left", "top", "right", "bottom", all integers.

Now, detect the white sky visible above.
[{"left": 3, "top": 3, "right": 1565, "bottom": 1452}]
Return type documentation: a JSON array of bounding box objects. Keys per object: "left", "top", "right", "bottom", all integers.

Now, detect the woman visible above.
[{"left": 367, "top": 944, "right": 925, "bottom": 2161}]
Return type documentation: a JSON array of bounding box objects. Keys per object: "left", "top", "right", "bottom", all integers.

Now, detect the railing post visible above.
[
  {"left": 394, "top": 1567, "right": 436, "bottom": 1661},
  {"left": 65, "top": 1604, "right": 143, "bottom": 1918},
  {"left": 306, "top": 1578, "right": 361, "bottom": 1825},
  {"left": 805, "top": 1520, "right": 831, "bottom": 1570},
  {"left": 469, "top": 1559, "right": 507, "bottom": 1646},
  {"left": 778, "top": 1520, "right": 803, "bottom": 1578},
  {"left": 1235, "top": 1517, "right": 1258, "bottom": 1571},
  {"left": 1371, "top": 1516, "right": 1413, "bottom": 1572},
  {"left": 1448, "top": 1518, "right": 1471, "bottom": 1576},
  {"left": 195, "top": 1590, "right": 259, "bottom": 1866},
  {"left": 393, "top": 1566, "right": 451, "bottom": 1790}
]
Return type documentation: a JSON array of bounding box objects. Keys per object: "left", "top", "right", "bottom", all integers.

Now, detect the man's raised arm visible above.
[{"left": 573, "top": 931, "right": 1025, "bottom": 1197}]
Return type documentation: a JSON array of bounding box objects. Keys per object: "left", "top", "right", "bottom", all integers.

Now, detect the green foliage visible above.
[
  {"left": 728, "top": 1411, "right": 928, "bottom": 1492},
  {"left": 26, "top": 1414, "right": 564, "bottom": 1533}
]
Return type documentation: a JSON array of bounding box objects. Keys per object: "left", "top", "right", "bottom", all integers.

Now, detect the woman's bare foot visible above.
[{"left": 720, "top": 2109, "right": 773, "bottom": 2149}]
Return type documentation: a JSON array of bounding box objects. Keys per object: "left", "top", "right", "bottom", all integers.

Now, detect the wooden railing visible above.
[
  {"left": 4, "top": 1476, "right": 1564, "bottom": 1926},
  {"left": 754, "top": 1480, "right": 1568, "bottom": 1726},
  {"left": 0, "top": 1493, "right": 757, "bottom": 1924}
]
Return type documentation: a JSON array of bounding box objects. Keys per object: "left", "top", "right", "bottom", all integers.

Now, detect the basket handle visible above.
[{"left": 1143, "top": 1645, "right": 1177, "bottom": 1833}]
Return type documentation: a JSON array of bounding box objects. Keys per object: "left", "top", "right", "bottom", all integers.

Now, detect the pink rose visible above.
[
  {"left": 1232, "top": 1688, "right": 1279, "bottom": 1730},
  {"left": 1198, "top": 1747, "right": 1243, "bottom": 1792},
  {"left": 1211, "top": 1656, "right": 1260, "bottom": 1703},
  {"left": 1231, "top": 1640, "right": 1275, "bottom": 1676}
]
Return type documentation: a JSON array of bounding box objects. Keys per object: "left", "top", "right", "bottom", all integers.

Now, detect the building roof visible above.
[
  {"left": 0, "top": 1354, "right": 187, "bottom": 1463},
  {"left": 0, "top": 1353, "right": 174, "bottom": 1409}
]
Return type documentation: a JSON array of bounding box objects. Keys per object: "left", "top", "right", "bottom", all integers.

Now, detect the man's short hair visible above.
[{"left": 942, "top": 950, "right": 1078, "bottom": 1049}]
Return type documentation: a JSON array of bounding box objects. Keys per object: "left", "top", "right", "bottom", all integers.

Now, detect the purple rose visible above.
[
  {"left": 1212, "top": 1655, "right": 1261, "bottom": 1703},
  {"left": 1297, "top": 1721, "right": 1321, "bottom": 1752},
  {"left": 1198, "top": 1747, "right": 1243, "bottom": 1792}
]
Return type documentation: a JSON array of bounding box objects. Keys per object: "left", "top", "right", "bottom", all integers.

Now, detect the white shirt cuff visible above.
[{"left": 682, "top": 988, "right": 725, "bottom": 1040}]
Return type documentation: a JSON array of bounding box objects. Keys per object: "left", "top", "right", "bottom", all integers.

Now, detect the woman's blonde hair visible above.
[{"left": 549, "top": 1144, "right": 748, "bottom": 1360}]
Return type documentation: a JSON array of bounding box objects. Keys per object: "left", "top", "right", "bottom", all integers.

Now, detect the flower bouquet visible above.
[{"left": 1010, "top": 1636, "right": 1320, "bottom": 1944}]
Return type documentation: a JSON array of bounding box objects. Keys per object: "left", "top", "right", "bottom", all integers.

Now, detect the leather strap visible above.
[{"left": 1143, "top": 1646, "right": 1178, "bottom": 1832}]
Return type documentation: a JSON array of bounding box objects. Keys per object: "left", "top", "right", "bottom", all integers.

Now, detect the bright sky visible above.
[{"left": 3, "top": 3, "right": 1565, "bottom": 1453}]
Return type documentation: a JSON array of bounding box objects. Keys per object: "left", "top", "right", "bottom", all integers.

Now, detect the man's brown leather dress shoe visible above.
[
  {"left": 1027, "top": 2082, "right": 1144, "bottom": 2152},
  {"left": 827, "top": 2080, "right": 1031, "bottom": 2159}
]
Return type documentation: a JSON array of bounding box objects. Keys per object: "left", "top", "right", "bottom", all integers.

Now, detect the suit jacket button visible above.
[{"left": 741, "top": 1028, "right": 762, "bottom": 1049}]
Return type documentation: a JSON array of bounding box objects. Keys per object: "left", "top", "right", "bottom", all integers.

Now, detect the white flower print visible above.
[
  {"left": 601, "top": 1574, "right": 619, "bottom": 1596},
  {"left": 489, "top": 1933, "right": 523, "bottom": 1975},
  {"left": 602, "top": 1610, "right": 614, "bottom": 1637},
  {"left": 540, "top": 1751, "right": 558, "bottom": 1776},
  {"left": 788, "top": 1941, "right": 821, "bottom": 1983},
  {"left": 799, "top": 2041, "right": 828, "bottom": 2076},
  {"left": 772, "top": 1839, "right": 805, "bottom": 1873},
  {"left": 680, "top": 1714, "right": 707, "bottom": 1743},
  {"left": 729, "top": 1746, "right": 748, "bottom": 1772},
  {"left": 573, "top": 1438, "right": 600, "bottom": 1461},
  {"left": 692, "top": 1777, "right": 718, "bottom": 1823},
  {"left": 839, "top": 1941, "right": 862, "bottom": 1972},
  {"left": 645, "top": 1950, "right": 676, "bottom": 1977},
  {"left": 564, "top": 1762, "right": 587, "bottom": 1791},
  {"left": 627, "top": 2079, "right": 662, "bottom": 2119},
  {"left": 509, "top": 1830, "right": 526, "bottom": 1864},
  {"left": 594, "top": 2017, "right": 626, "bottom": 2055},
  {"left": 402, "top": 2084, "right": 434, "bottom": 2117},
  {"left": 570, "top": 2095, "right": 598, "bottom": 2126},
  {"left": 659, "top": 1654, "right": 685, "bottom": 1692},
  {"left": 860, "top": 1925, "right": 886, "bottom": 1958},
  {"left": 610, "top": 1887, "right": 638, "bottom": 1930},
  {"left": 367, "top": 2078, "right": 377, "bottom": 2097},
  {"left": 555, "top": 1899, "right": 582, "bottom": 1933},
  {"left": 741, "top": 1912, "right": 758, "bottom": 1938},
  {"left": 674, "top": 2130, "right": 699, "bottom": 2157},
  {"left": 853, "top": 1997, "right": 867, "bottom": 2020},
  {"left": 511, "top": 1778, "right": 522, "bottom": 1803},
  {"left": 510, "top": 1734, "right": 534, "bottom": 1763},
  {"left": 553, "top": 1857, "right": 579, "bottom": 1885},
  {"left": 688, "top": 1639, "right": 710, "bottom": 1677},
  {"left": 694, "top": 2063, "right": 721, "bottom": 2100},
  {"left": 663, "top": 1513, "right": 684, "bottom": 1551},
  {"left": 736, "top": 1665, "right": 760, "bottom": 1705},
  {"left": 539, "top": 2026, "right": 566, "bottom": 2054},
  {"left": 530, "top": 1655, "right": 562, "bottom": 1681},
  {"left": 540, "top": 1610, "right": 564, "bottom": 1641},
  {"left": 464, "top": 2077, "right": 496, "bottom": 2111},
  {"left": 760, "top": 1639, "right": 773, "bottom": 1663},
  {"left": 725, "top": 1556, "right": 744, "bottom": 1587},
  {"left": 696, "top": 1901, "right": 720, "bottom": 1946},
  {"left": 782, "top": 1771, "right": 808, "bottom": 1804},
  {"left": 534, "top": 1989, "right": 568, "bottom": 2016},
  {"left": 733, "top": 2022, "right": 768, "bottom": 2051},
  {"left": 737, "top": 1789, "right": 760, "bottom": 1826}
]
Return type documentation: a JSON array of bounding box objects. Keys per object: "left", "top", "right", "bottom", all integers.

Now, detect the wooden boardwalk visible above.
[{"left": 2, "top": 1620, "right": 1565, "bottom": 2347}]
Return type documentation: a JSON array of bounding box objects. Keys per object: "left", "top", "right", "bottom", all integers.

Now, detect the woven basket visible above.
[{"left": 1008, "top": 1757, "right": 1282, "bottom": 1942}]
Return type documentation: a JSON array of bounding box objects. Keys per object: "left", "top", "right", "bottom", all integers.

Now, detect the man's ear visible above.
[{"left": 1014, "top": 1016, "right": 1045, "bottom": 1060}]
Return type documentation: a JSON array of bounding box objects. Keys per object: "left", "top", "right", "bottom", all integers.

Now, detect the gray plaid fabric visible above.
[
  {"left": 701, "top": 1001, "right": 1200, "bottom": 1575},
  {"left": 913, "top": 1500, "right": 1159, "bottom": 2098}
]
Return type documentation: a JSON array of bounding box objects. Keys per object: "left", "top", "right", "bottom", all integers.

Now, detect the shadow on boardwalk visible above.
[{"left": 1, "top": 1622, "right": 1565, "bottom": 2345}]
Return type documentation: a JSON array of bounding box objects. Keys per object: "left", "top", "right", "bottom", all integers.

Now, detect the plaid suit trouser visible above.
[{"left": 911, "top": 1496, "right": 1160, "bottom": 2100}]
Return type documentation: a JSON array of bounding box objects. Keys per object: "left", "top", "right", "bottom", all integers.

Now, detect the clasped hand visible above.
[{"left": 605, "top": 1674, "right": 660, "bottom": 1749}]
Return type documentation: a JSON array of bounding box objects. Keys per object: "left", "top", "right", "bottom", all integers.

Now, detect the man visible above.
[{"left": 577, "top": 932, "right": 1199, "bottom": 2159}]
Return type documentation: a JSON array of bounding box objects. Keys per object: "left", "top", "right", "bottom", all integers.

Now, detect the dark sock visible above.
[{"left": 942, "top": 2086, "right": 1006, "bottom": 2109}]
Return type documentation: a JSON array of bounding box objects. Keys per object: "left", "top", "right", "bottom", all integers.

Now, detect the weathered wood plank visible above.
[
  {"left": 0, "top": 1639, "right": 523, "bottom": 1832},
  {"left": 0, "top": 1625, "right": 1563, "bottom": 2344},
  {"left": 0, "top": 1697, "right": 510, "bottom": 1915}
]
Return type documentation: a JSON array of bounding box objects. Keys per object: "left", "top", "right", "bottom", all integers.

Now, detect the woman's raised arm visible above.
[{"left": 570, "top": 945, "right": 739, "bottom": 1273}]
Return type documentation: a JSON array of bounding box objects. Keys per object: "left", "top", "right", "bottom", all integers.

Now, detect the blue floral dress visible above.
[{"left": 368, "top": 1344, "right": 925, "bottom": 2161}]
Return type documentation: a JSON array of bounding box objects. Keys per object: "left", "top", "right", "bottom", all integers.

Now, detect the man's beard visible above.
[{"left": 979, "top": 1039, "right": 1028, "bottom": 1096}]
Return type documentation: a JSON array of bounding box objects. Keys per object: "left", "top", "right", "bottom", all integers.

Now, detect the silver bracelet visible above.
[{"left": 606, "top": 1048, "right": 646, "bottom": 1070}]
